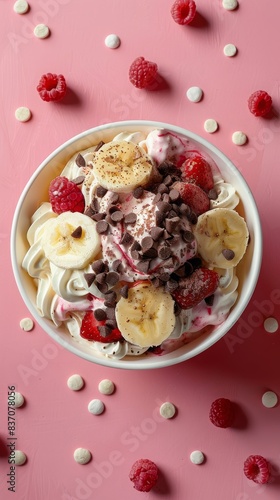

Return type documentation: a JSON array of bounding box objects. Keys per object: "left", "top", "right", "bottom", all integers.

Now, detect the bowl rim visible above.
[{"left": 10, "top": 120, "right": 263, "bottom": 369}]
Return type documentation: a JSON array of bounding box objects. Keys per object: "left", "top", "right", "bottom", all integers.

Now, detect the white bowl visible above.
[{"left": 11, "top": 121, "right": 262, "bottom": 369}]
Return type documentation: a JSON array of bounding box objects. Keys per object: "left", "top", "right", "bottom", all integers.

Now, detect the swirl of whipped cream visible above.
[
  {"left": 211, "top": 180, "right": 239, "bottom": 209},
  {"left": 113, "top": 131, "right": 147, "bottom": 144}
]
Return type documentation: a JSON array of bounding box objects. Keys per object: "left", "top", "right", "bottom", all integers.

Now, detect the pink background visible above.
[{"left": 1, "top": 1, "right": 280, "bottom": 499}]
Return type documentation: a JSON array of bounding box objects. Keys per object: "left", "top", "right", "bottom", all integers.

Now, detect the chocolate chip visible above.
[
  {"left": 95, "top": 272, "right": 107, "bottom": 284},
  {"left": 182, "top": 230, "right": 195, "bottom": 243},
  {"left": 110, "top": 193, "right": 119, "bottom": 204},
  {"left": 184, "top": 261, "right": 194, "bottom": 277},
  {"left": 96, "top": 282, "right": 108, "bottom": 294},
  {"left": 131, "top": 249, "right": 140, "bottom": 260},
  {"left": 158, "top": 183, "right": 169, "bottom": 194},
  {"left": 84, "top": 206, "right": 95, "bottom": 217},
  {"left": 165, "top": 217, "right": 180, "bottom": 234},
  {"left": 173, "top": 265, "right": 186, "bottom": 278},
  {"left": 143, "top": 247, "right": 158, "bottom": 259},
  {"left": 96, "top": 185, "right": 108, "bottom": 197},
  {"left": 156, "top": 210, "right": 165, "bottom": 227},
  {"left": 150, "top": 226, "right": 164, "bottom": 241},
  {"left": 165, "top": 280, "right": 179, "bottom": 293},
  {"left": 158, "top": 245, "right": 172, "bottom": 260},
  {"left": 124, "top": 213, "right": 137, "bottom": 225},
  {"left": 106, "top": 307, "right": 116, "bottom": 320},
  {"left": 91, "top": 212, "right": 106, "bottom": 222},
  {"left": 179, "top": 203, "right": 191, "bottom": 216},
  {"left": 208, "top": 188, "right": 218, "bottom": 200},
  {"left": 120, "top": 232, "right": 134, "bottom": 245},
  {"left": 106, "top": 319, "right": 117, "bottom": 330},
  {"left": 188, "top": 211, "right": 198, "bottom": 225},
  {"left": 75, "top": 153, "right": 86, "bottom": 168},
  {"left": 104, "top": 291, "right": 117, "bottom": 307},
  {"left": 131, "top": 240, "right": 141, "bottom": 252},
  {"left": 71, "top": 226, "right": 82, "bottom": 238},
  {"left": 205, "top": 294, "right": 215, "bottom": 306},
  {"left": 72, "top": 175, "right": 85, "bottom": 185},
  {"left": 158, "top": 161, "right": 178, "bottom": 176},
  {"left": 158, "top": 271, "right": 170, "bottom": 282},
  {"left": 84, "top": 272, "right": 96, "bottom": 287},
  {"left": 153, "top": 193, "right": 162, "bottom": 204},
  {"left": 106, "top": 271, "right": 119, "bottom": 285},
  {"left": 112, "top": 259, "right": 123, "bottom": 272},
  {"left": 133, "top": 186, "right": 144, "bottom": 199},
  {"left": 96, "top": 220, "right": 109, "bottom": 234},
  {"left": 169, "top": 188, "right": 180, "bottom": 202},
  {"left": 110, "top": 210, "right": 124, "bottom": 222},
  {"left": 189, "top": 257, "right": 202, "bottom": 270},
  {"left": 120, "top": 285, "right": 129, "bottom": 298},
  {"left": 98, "top": 325, "right": 112, "bottom": 337},
  {"left": 157, "top": 201, "right": 172, "bottom": 213},
  {"left": 94, "top": 308, "right": 107, "bottom": 321},
  {"left": 137, "top": 260, "right": 150, "bottom": 273},
  {"left": 141, "top": 236, "right": 154, "bottom": 252},
  {"left": 151, "top": 277, "right": 161, "bottom": 288},
  {"left": 163, "top": 175, "right": 173, "bottom": 187},
  {"left": 91, "top": 259, "right": 105, "bottom": 273},
  {"left": 222, "top": 249, "right": 235, "bottom": 260},
  {"left": 91, "top": 198, "right": 100, "bottom": 212},
  {"left": 95, "top": 141, "right": 105, "bottom": 151}
]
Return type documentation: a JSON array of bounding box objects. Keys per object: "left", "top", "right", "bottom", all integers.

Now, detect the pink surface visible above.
[{"left": 1, "top": 1, "right": 280, "bottom": 498}]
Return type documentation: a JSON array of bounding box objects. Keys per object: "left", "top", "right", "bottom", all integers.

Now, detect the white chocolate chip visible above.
[
  {"left": 98, "top": 379, "right": 115, "bottom": 395},
  {"left": 204, "top": 119, "right": 218, "bottom": 133},
  {"left": 190, "top": 450, "right": 205, "bottom": 465},
  {"left": 186, "top": 86, "right": 203, "bottom": 103},
  {"left": 74, "top": 448, "right": 92, "bottom": 464},
  {"left": 19, "top": 317, "right": 34, "bottom": 331},
  {"left": 264, "top": 317, "right": 279, "bottom": 333},
  {"left": 14, "top": 392, "right": 25, "bottom": 408},
  {"left": 13, "top": 0, "right": 29, "bottom": 14},
  {"left": 222, "top": 0, "right": 238, "bottom": 10},
  {"left": 232, "top": 131, "right": 247, "bottom": 146},
  {"left": 105, "top": 34, "right": 120, "bottom": 49},
  {"left": 88, "top": 399, "right": 105, "bottom": 415},
  {"left": 67, "top": 374, "right": 84, "bottom": 391},
  {"left": 262, "top": 391, "right": 278, "bottom": 408},
  {"left": 159, "top": 402, "right": 176, "bottom": 419},
  {"left": 223, "top": 44, "right": 237, "bottom": 57},
  {"left": 34, "top": 24, "right": 50, "bottom": 39},
  {"left": 14, "top": 450, "right": 27, "bottom": 465},
  {"left": 15, "top": 107, "right": 32, "bottom": 123}
]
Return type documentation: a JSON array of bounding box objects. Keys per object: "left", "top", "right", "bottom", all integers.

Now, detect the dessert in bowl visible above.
[{"left": 11, "top": 120, "right": 262, "bottom": 369}]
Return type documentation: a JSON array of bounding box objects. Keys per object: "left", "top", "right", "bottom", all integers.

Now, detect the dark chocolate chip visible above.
[
  {"left": 131, "top": 240, "right": 141, "bottom": 252},
  {"left": 173, "top": 265, "right": 186, "bottom": 278},
  {"left": 91, "top": 212, "right": 106, "bottom": 222},
  {"left": 222, "top": 249, "right": 235, "bottom": 260},
  {"left": 157, "top": 201, "right": 172, "bottom": 213},
  {"left": 150, "top": 226, "right": 164, "bottom": 241},
  {"left": 94, "top": 308, "right": 107, "bottom": 321},
  {"left": 188, "top": 211, "right": 198, "bottom": 225},
  {"left": 98, "top": 325, "right": 112, "bottom": 337},
  {"left": 182, "top": 230, "right": 195, "bottom": 243},
  {"left": 84, "top": 272, "right": 96, "bottom": 287},
  {"left": 189, "top": 257, "right": 202, "bottom": 270},
  {"left": 158, "top": 183, "right": 169, "bottom": 194},
  {"left": 96, "top": 282, "right": 108, "bottom": 294},
  {"left": 208, "top": 188, "right": 218, "bottom": 200},
  {"left": 124, "top": 213, "right": 137, "bottom": 225},
  {"left": 84, "top": 206, "right": 95, "bottom": 217},
  {"left": 71, "top": 226, "right": 82, "bottom": 238},
  {"left": 141, "top": 236, "right": 154, "bottom": 252},
  {"left": 95, "top": 272, "right": 107, "bottom": 284},
  {"left": 105, "top": 307, "right": 116, "bottom": 320},
  {"left": 184, "top": 261, "right": 194, "bottom": 277},
  {"left": 120, "top": 232, "right": 134, "bottom": 245},
  {"left": 158, "top": 245, "right": 172, "bottom": 260},
  {"left": 165, "top": 280, "right": 179, "bottom": 293},
  {"left": 72, "top": 175, "right": 85, "bottom": 185},
  {"left": 96, "top": 220, "right": 109, "bottom": 234},
  {"left": 133, "top": 186, "right": 144, "bottom": 199},
  {"left": 75, "top": 153, "right": 86, "bottom": 168},
  {"left": 165, "top": 217, "right": 181, "bottom": 234},
  {"left": 158, "top": 161, "right": 178, "bottom": 176},
  {"left": 120, "top": 285, "right": 129, "bottom": 298},
  {"left": 151, "top": 277, "right": 161, "bottom": 288},
  {"left": 104, "top": 291, "right": 117, "bottom": 308},
  {"left": 169, "top": 188, "right": 180, "bottom": 202},
  {"left": 156, "top": 210, "right": 165, "bottom": 227},
  {"left": 110, "top": 210, "right": 124, "bottom": 222},
  {"left": 96, "top": 185, "right": 108, "bottom": 197},
  {"left": 163, "top": 175, "right": 173, "bottom": 187},
  {"left": 205, "top": 294, "right": 215, "bottom": 306},
  {"left": 91, "top": 198, "right": 100, "bottom": 212},
  {"left": 106, "top": 271, "right": 119, "bottom": 285},
  {"left": 153, "top": 193, "right": 162, "bottom": 204},
  {"left": 110, "top": 193, "right": 119, "bottom": 204},
  {"left": 91, "top": 259, "right": 105, "bottom": 273},
  {"left": 179, "top": 203, "right": 191, "bottom": 216},
  {"left": 131, "top": 250, "right": 140, "bottom": 260},
  {"left": 95, "top": 141, "right": 105, "bottom": 151},
  {"left": 106, "top": 319, "right": 117, "bottom": 330},
  {"left": 158, "top": 271, "right": 170, "bottom": 282},
  {"left": 142, "top": 247, "right": 158, "bottom": 259},
  {"left": 137, "top": 260, "right": 150, "bottom": 273},
  {"left": 112, "top": 259, "right": 123, "bottom": 272}
]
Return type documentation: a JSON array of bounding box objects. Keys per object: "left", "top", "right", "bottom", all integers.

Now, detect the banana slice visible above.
[
  {"left": 115, "top": 282, "right": 176, "bottom": 347},
  {"left": 194, "top": 208, "right": 249, "bottom": 269},
  {"left": 42, "top": 212, "right": 101, "bottom": 269},
  {"left": 92, "top": 140, "right": 153, "bottom": 193}
]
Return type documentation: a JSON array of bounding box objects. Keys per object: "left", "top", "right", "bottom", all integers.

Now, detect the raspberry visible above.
[
  {"left": 209, "top": 398, "right": 234, "bottom": 428},
  {"left": 129, "top": 458, "right": 159, "bottom": 492},
  {"left": 129, "top": 57, "right": 158, "bottom": 89},
  {"left": 49, "top": 176, "right": 85, "bottom": 214},
  {"left": 248, "top": 90, "right": 272, "bottom": 117},
  {"left": 37, "top": 73, "right": 67, "bottom": 102},
  {"left": 171, "top": 0, "right": 197, "bottom": 25},
  {"left": 244, "top": 455, "right": 271, "bottom": 484}
]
